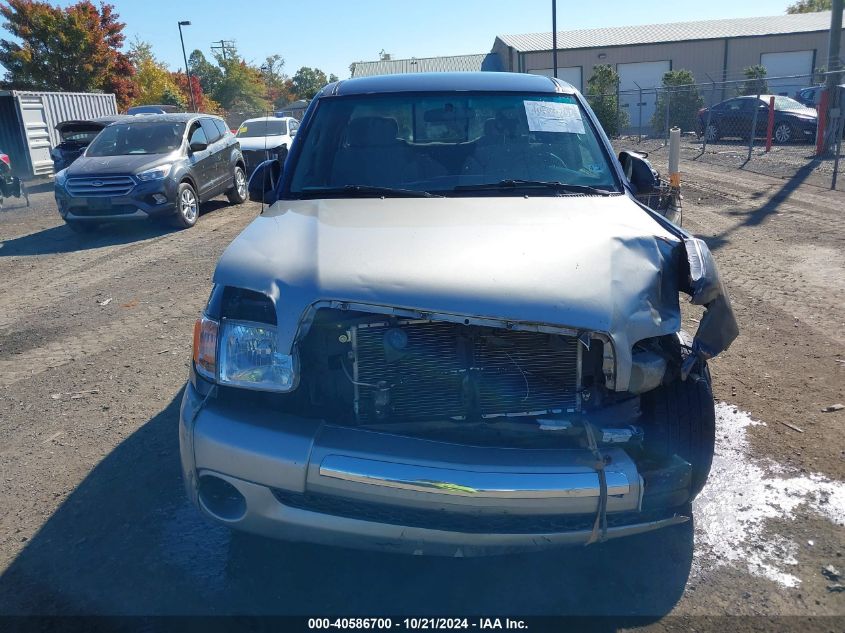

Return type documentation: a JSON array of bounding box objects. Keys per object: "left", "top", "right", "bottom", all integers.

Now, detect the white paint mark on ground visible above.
[{"left": 692, "top": 403, "right": 845, "bottom": 587}]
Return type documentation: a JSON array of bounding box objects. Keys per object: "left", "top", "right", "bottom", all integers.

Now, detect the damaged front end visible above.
[
  {"left": 188, "top": 230, "right": 735, "bottom": 549},
  {"left": 183, "top": 195, "right": 738, "bottom": 552}
]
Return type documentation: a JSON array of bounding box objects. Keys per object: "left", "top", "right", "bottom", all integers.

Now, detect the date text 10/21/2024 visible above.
[{"left": 307, "top": 618, "right": 529, "bottom": 630}]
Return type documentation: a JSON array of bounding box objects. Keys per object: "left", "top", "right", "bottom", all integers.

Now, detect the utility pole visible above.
[
  {"left": 552, "top": 0, "right": 558, "bottom": 79},
  {"left": 823, "top": 0, "right": 843, "bottom": 152},
  {"left": 211, "top": 40, "right": 235, "bottom": 61}
]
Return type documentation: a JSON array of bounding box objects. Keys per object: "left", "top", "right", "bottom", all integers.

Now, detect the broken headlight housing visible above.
[{"left": 193, "top": 317, "right": 298, "bottom": 392}]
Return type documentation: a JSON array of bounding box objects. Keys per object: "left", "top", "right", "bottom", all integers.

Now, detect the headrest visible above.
[{"left": 347, "top": 116, "right": 399, "bottom": 147}]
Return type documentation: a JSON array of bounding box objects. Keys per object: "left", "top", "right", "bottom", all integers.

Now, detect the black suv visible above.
[{"left": 54, "top": 113, "right": 246, "bottom": 231}]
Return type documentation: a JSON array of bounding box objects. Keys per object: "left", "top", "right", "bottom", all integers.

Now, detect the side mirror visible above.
[
  {"left": 189, "top": 141, "right": 208, "bottom": 153},
  {"left": 248, "top": 158, "right": 281, "bottom": 204},
  {"left": 618, "top": 150, "right": 660, "bottom": 194}
]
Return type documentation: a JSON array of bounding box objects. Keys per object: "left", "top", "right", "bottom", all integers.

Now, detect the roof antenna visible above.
[{"left": 259, "top": 61, "right": 272, "bottom": 215}]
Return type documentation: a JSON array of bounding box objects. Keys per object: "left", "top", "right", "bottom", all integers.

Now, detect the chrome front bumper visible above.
[{"left": 179, "top": 382, "right": 688, "bottom": 555}]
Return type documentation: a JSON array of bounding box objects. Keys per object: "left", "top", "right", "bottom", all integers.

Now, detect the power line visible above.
[{"left": 211, "top": 40, "right": 235, "bottom": 61}]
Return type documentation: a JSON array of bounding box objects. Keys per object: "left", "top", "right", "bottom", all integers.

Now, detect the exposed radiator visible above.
[{"left": 351, "top": 320, "right": 580, "bottom": 422}]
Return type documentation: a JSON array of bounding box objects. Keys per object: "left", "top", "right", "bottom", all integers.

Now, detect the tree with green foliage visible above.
[
  {"left": 649, "top": 69, "right": 703, "bottom": 134},
  {"left": 0, "top": 0, "right": 137, "bottom": 108},
  {"left": 189, "top": 49, "right": 223, "bottom": 96},
  {"left": 291, "top": 66, "right": 336, "bottom": 100},
  {"left": 210, "top": 45, "right": 269, "bottom": 112},
  {"left": 786, "top": 0, "right": 831, "bottom": 13},
  {"left": 585, "top": 64, "right": 627, "bottom": 137},
  {"left": 738, "top": 65, "right": 769, "bottom": 96},
  {"left": 260, "top": 54, "right": 296, "bottom": 108},
  {"left": 129, "top": 39, "right": 184, "bottom": 108}
]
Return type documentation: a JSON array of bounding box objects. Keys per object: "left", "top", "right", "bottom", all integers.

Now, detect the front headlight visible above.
[
  {"left": 54, "top": 168, "right": 68, "bottom": 186},
  {"left": 136, "top": 164, "right": 173, "bottom": 181},
  {"left": 192, "top": 317, "right": 298, "bottom": 392}
]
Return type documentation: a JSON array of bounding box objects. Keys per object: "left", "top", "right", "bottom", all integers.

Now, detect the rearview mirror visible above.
[
  {"left": 618, "top": 150, "right": 659, "bottom": 194},
  {"left": 248, "top": 159, "right": 282, "bottom": 205},
  {"left": 189, "top": 141, "right": 208, "bottom": 152}
]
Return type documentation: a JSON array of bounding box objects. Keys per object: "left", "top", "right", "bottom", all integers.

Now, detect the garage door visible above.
[
  {"left": 761, "top": 51, "right": 814, "bottom": 97},
  {"left": 618, "top": 61, "right": 671, "bottom": 133},
  {"left": 529, "top": 67, "right": 582, "bottom": 91}
]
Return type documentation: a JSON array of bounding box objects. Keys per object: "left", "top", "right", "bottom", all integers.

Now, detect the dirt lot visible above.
[{"left": 0, "top": 165, "right": 843, "bottom": 630}]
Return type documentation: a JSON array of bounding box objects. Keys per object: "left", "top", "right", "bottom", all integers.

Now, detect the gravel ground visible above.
[{"left": 0, "top": 169, "right": 842, "bottom": 630}]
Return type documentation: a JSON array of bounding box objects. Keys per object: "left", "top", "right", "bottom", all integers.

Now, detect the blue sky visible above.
[{"left": 7, "top": 1, "right": 795, "bottom": 78}]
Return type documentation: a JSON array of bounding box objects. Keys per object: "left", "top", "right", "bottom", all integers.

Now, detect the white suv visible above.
[{"left": 235, "top": 116, "right": 299, "bottom": 175}]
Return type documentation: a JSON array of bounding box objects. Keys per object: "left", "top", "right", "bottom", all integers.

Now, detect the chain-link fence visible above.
[{"left": 587, "top": 71, "right": 845, "bottom": 191}]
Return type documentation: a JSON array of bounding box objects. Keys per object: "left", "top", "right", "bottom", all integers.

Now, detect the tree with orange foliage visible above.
[
  {"left": 0, "top": 0, "right": 137, "bottom": 109},
  {"left": 172, "top": 72, "right": 222, "bottom": 114}
]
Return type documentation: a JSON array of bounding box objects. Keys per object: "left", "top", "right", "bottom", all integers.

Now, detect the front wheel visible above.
[
  {"left": 172, "top": 182, "right": 199, "bottom": 229},
  {"left": 640, "top": 363, "right": 716, "bottom": 501},
  {"left": 773, "top": 122, "right": 794, "bottom": 144},
  {"left": 226, "top": 166, "right": 247, "bottom": 205},
  {"left": 704, "top": 123, "right": 720, "bottom": 143}
]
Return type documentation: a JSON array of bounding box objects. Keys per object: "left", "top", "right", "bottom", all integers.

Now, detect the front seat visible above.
[{"left": 331, "top": 116, "right": 417, "bottom": 187}]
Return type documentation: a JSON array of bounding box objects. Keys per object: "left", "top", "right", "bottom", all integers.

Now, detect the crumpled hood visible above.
[
  {"left": 214, "top": 195, "right": 684, "bottom": 390},
  {"left": 237, "top": 135, "right": 287, "bottom": 151}
]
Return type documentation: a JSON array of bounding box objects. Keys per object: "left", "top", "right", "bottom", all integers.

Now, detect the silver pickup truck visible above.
[{"left": 180, "top": 72, "right": 738, "bottom": 556}]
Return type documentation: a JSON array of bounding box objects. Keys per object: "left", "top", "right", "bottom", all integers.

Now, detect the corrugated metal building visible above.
[
  {"left": 345, "top": 12, "right": 843, "bottom": 128},
  {"left": 0, "top": 90, "right": 117, "bottom": 177},
  {"left": 350, "top": 53, "right": 502, "bottom": 78},
  {"left": 493, "top": 11, "right": 844, "bottom": 122}
]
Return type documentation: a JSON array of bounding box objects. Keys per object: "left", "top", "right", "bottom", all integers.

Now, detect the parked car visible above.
[
  {"left": 696, "top": 95, "right": 817, "bottom": 144},
  {"left": 235, "top": 116, "right": 299, "bottom": 175},
  {"left": 795, "top": 85, "right": 824, "bottom": 109},
  {"left": 54, "top": 113, "right": 246, "bottom": 232},
  {"left": 126, "top": 104, "right": 182, "bottom": 115},
  {"left": 50, "top": 115, "right": 130, "bottom": 172},
  {"left": 182, "top": 72, "right": 738, "bottom": 556}
]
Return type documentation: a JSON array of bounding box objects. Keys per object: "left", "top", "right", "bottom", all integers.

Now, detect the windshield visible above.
[
  {"left": 86, "top": 121, "right": 186, "bottom": 156},
  {"left": 288, "top": 93, "right": 619, "bottom": 197},
  {"left": 772, "top": 96, "right": 811, "bottom": 111},
  {"left": 238, "top": 120, "right": 286, "bottom": 137}
]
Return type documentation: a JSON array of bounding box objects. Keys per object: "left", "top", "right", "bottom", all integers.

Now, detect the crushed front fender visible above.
[{"left": 681, "top": 237, "right": 739, "bottom": 372}]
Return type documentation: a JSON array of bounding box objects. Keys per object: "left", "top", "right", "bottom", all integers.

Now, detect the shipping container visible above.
[{"left": 0, "top": 90, "right": 117, "bottom": 179}]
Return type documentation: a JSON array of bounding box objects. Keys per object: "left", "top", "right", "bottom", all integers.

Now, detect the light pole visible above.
[{"left": 178, "top": 20, "right": 197, "bottom": 112}]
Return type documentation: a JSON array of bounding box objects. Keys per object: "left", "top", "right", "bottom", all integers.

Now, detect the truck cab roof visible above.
[{"left": 322, "top": 72, "right": 577, "bottom": 98}]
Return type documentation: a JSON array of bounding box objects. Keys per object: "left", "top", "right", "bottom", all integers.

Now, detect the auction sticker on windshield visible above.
[{"left": 523, "top": 100, "right": 585, "bottom": 134}]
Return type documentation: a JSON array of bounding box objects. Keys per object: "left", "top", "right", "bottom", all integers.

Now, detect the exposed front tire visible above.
[
  {"left": 65, "top": 219, "right": 98, "bottom": 234},
  {"left": 640, "top": 363, "right": 716, "bottom": 501},
  {"left": 172, "top": 182, "right": 199, "bottom": 229},
  {"left": 226, "top": 166, "right": 247, "bottom": 205}
]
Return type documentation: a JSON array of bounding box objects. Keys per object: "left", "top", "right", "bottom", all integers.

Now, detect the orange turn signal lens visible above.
[{"left": 193, "top": 317, "right": 218, "bottom": 380}]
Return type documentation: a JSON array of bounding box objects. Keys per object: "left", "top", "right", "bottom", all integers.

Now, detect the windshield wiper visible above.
[
  {"left": 454, "top": 180, "right": 614, "bottom": 196},
  {"left": 300, "top": 185, "right": 443, "bottom": 198}
]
